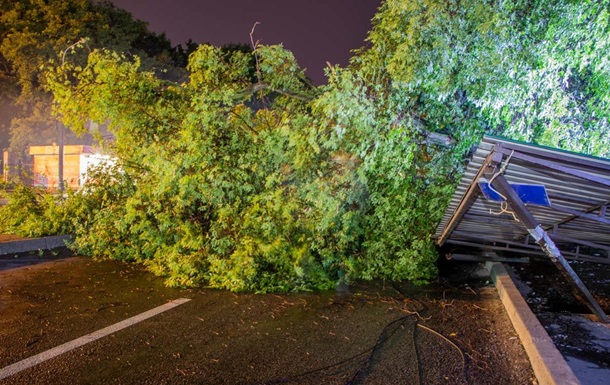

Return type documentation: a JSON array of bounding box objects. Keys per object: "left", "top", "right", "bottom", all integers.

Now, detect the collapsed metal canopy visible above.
[{"left": 435, "top": 135, "right": 610, "bottom": 322}]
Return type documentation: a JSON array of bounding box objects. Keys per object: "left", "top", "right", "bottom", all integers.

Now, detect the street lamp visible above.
[
  {"left": 56, "top": 121, "right": 64, "bottom": 192},
  {"left": 56, "top": 38, "right": 85, "bottom": 192}
]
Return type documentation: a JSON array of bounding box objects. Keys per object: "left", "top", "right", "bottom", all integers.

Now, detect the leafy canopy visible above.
[
  {"left": 0, "top": 0, "right": 181, "bottom": 159},
  {"left": 355, "top": 0, "right": 610, "bottom": 156}
]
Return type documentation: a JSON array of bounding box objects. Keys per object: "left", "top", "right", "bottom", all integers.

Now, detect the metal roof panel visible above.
[{"left": 435, "top": 135, "right": 610, "bottom": 263}]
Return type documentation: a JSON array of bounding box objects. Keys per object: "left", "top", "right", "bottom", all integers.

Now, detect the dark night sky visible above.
[{"left": 109, "top": 0, "right": 382, "bottom": 84}]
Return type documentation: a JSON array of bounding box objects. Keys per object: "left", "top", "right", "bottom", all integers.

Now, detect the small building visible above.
[{"left": 28, "top": 145, "right": 109, "bottom": 189}]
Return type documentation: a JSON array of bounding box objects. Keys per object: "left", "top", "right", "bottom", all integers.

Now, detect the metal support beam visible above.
[
  {"left": 449, "top": 231, "right": 610, "bottom": 262},
  {"left": 548, "top": 204, "right": 610, "bottom": 226},
  {"left": 495, "top": 142, "right": 610, "bottom": 173},
  {"left": 445, "top": 239, "right": 610, "bottom": 264},
  {"left": 437, "top": 151, "right": 503, "bottom": 246},
  {"left": 447, "top": 253, "right": 529, "bottom": 263},
  {"left": 495, "top": 149, "right": 610, "bottom": 188},
  {"left": 538, "top": 199, "right": 610, "bottom": 244},
  {"left": 548, "top": 232, "right": 610, "bottom": 254},
  {"left": 487, "top": 162, "right": 609, "bottom": 323}
]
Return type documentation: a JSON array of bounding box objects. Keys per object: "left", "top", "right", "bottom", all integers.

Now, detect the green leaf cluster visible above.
[
  {"left": 0, "top": 184, "right": 74, "bottom": 237},
  {"left": 355, "top": 0, "right": 610, "bottom": 156}
]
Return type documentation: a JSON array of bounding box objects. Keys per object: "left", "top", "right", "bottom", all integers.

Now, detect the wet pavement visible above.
[
  {"left": 507, "top": 258, "right": 610, "bottom": 384},
  {"left": 0, "top": 250, "right": 536, "bottom": 384}
]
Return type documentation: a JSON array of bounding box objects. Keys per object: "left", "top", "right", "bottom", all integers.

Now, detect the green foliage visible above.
[
  {"left": 0, "top": 184, "right": 74, "bottom": 237},
  {"left": 355, "top": 0, "right": 610, "bottom": 156},
  {"left": 32, "top": 0, "right": 610, "bottom": 292},
  {"left": 46, "top": 40, "right": 448, "bottom": 290},
  {"left": 0, "top": 0, "right": 183, "bottom": 161},
  {"left": 47, "top": 44, "right": 350, "bottom": 291},
  {"left": 311, "top": 67, "right": 452, "bottom": 285}
]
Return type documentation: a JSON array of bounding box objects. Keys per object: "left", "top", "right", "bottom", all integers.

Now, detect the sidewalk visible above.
[{"left": 0, "top": 235, "right": 72, "bottom": 256}]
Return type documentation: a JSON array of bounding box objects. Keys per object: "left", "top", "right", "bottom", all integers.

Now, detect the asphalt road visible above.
[{"left": 0, "top": 252, "right": 536, "bottom": 384}]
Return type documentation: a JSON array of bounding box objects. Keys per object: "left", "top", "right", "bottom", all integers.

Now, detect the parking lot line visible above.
[{"left": 0, "top": 298, "right": 191, "bottom": 380}]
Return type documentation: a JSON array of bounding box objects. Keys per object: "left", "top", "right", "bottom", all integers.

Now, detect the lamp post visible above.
[
  {"left": 56, "top": 38, "right": 84, "bottom": 192},
  {"left": 57, "top": 121, "right": 64, "bottom": 192}
]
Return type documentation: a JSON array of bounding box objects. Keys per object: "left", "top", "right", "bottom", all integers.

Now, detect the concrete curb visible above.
[
  {"left": 486, "top": 262, "right": 581, "bottom": 385},
  {"left": 0, "top": 235, "right": 72, "bottom": 256}
]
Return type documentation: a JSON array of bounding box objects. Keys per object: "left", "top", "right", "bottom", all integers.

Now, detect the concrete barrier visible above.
[
  {"left": 0, "top": 235, "right": 72, "bottom": 256},
  {"left": 487, "top": 262, "right": 581, "bottom": 385}
]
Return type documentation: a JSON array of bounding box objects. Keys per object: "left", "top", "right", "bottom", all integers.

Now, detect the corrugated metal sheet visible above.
[{"left": 434, "top": 135, "right": 610, "bottom": 262}]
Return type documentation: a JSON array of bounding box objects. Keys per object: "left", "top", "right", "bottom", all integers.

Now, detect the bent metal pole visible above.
[{"left": 486, "top": 151, "right": 609, "bottom": 324}]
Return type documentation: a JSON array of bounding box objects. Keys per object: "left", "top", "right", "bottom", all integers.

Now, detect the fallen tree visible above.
[{"left": 9, "top": 0, "right": 607, "bottom": 292}]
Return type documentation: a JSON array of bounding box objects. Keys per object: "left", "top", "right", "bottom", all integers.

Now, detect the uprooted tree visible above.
[{"left": 4, "top": 0, "right": 609, "bottom": 291}]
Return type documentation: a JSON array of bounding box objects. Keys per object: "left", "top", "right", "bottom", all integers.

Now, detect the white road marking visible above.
[{"left": 0, "top": 298, "right": 191, "bottom": 380}]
